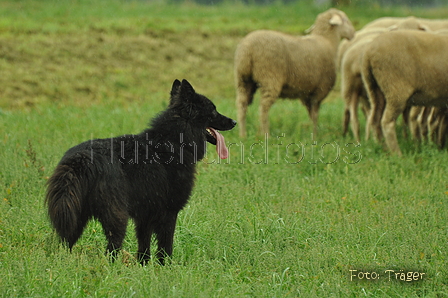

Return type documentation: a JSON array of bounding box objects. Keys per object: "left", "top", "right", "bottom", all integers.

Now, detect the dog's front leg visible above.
[
  {"left": 135, "top": 220, "right": 154, "bottom": 265},
  {"left": 155, "top": 212, "right": 178, "bottom": 265}
]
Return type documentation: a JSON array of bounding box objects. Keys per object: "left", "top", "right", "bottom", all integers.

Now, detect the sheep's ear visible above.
[
  {"left": 329, "top": 14, "right": 343, "bottom": 26},
  {"left": 304, "top": 24, "right": 314, "bottom": 34},
  {"left": 388, "top": 25, "right": 398, "bottom": 31},
  {"left": 419, "top": 24, "right": 430, "bottom": 31}
]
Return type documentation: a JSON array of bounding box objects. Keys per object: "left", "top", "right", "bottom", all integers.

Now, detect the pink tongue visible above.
[{"left": 209, "top": 127, "right": 228, "bottom": 159}]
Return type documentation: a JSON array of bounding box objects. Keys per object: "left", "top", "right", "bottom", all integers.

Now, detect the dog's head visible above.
[{"left": 169, "top": 79, "right": 236, "bottom": 159}]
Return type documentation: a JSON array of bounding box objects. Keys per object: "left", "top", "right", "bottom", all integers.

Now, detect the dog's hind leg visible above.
[
  {"left": 99, "top": 218, "right": 128, "bottom": 261},
  {"left": 95, "top": 194, "right": 129, "bottom": 261},
  {"left": 97, "top": 212, "right": 128, "bottom": 261},
  {"left": 154, "top": 212, "right": 178, "bottom": 265}
]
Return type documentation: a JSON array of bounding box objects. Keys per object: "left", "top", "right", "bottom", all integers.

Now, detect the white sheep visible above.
[
  {"left": 234, "top": 8, "right": 355, "bottom": 138},
  {"left": 361, "top": 30, "right": 448, "bottom": 155},
  {"left": 337, "top": 27, "right": 387, "bottom": 69},
  {"left": 340, "top": 17, "right": 428, "bottom": 142},
  {"left": 340, "top": 37, "right": 373, "bottom": 142},
  {"left": 362, "top": 16, "right": 448, "bottom": 31},
  {"left": 338, "top": 16, "right": 430, "bottom": 68},
  {"left": 361, "top": 17, "right": 403, "bottom": 29}
]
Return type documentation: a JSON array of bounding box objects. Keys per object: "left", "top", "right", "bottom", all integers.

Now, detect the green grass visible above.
[{"left": 1, "top": 1, "right": 448, "bottom": 297}]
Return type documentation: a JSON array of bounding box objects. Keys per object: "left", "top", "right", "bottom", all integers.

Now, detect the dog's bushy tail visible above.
[{"left": 45, "top": 156, "right": 89, "bottom": 248}]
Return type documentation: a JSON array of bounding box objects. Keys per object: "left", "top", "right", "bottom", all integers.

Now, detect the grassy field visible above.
[{"left": 1, "top": 0, "right": 448, "bottom": 297}]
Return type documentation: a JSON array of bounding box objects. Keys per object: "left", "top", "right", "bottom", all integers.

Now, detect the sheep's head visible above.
[
  {"left": 388, "top": 16, "right": 431, "bottom": 32},
  {"left": 312, "top": 8, "right": 355, "bottom": 41}
]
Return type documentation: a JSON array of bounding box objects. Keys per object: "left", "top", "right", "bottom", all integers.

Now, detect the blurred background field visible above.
[
  {"left": 1, "top": 0, "right": 447, "bottom": 297},
  {"left": 1, "top": 0, "right": 448, "bottom": 109}
]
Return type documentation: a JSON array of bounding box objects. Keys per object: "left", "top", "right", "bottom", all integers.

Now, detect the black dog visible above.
[{"left": 46, "top": 79, "right": 236, "bottom": 264}]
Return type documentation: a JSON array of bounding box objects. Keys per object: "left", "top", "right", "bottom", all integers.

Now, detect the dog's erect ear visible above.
[
  {"left": 169, "top": 79, "right": 182, "bottom": 106},
  {"left": 180, "top": 79, "right": 196, "bottom": 102},
  {"left": 181, "top": 79, "right": 194, "bottom": 91},
  {"left": 170, "top": 79, "right": 197, "bottom": 106},
  {"left": 171, "top": 79, "right": 182, "bottom": 97}
]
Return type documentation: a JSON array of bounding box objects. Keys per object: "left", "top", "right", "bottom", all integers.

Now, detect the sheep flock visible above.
[{"left": 234, "top": 9, "right": 448, "bottom": 156}]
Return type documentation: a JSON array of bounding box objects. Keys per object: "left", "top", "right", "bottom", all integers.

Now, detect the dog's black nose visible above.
[{"left": 231, "top": 120, "right": 237, "bottom": 127}]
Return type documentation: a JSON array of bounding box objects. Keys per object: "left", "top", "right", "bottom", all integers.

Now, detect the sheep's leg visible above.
[
  {"left": 342, "top": 107, "right": 350, "bottom": 137},
  {"left": 304, "top": 99, "right": 321, "bottom": 136},
  {"left": 311, "top": 102, "right": 321, "bottom": 136},
  {"left": 365, "top": 86, "right": 384, "bottom": 142},
  {"left": 236, "top": 81, "right": 256, "bottom": 138},
  {"left": 365, "top": 100, "right": 376, "bottom": 141},
  {"left": 341, "top": 74, "right": 352, "bottom": 138},
  {"left": 428, "top": 108, "right": 440, "bottom": 143},
  {"left": 401, "top": 106, "right": 410, "bottom": 140},
  {"left": 359, "top": 98, "right": 370, "bottom": 139},
  {"left": 418, "top": 107, "right": 431, "bottom": 142},
  {"left": 349, "top": 90, "right": 361, "bottom": 142},
  {"left": 342, "top": 87, "right": 351, "bottom": 138},
  {"left": 258, "top": 87, "right": 279, "bottom": 136},
  {"left": 360, "top": 97, "right": 370, "bottom": 119},
  {"left": 381, "top": 102, "right": 406, "bottom": 156},
  {"left": 408, "top": 106, "right": 422, "bottom": 142},
  {"left": 437, "top": 108, "right": 448, "bottom": 149},
  {"left": 365, "top": 109, "right": 372, "bottom": 141},
  {"left": 373, "top": 94, "right": 385, "bottom": 142},
  {"left": 366, "top": 87, "right": 385, "bottom": 142},
  {"left": 236, "top": 94, "right": 248, "bottom": 138}
]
